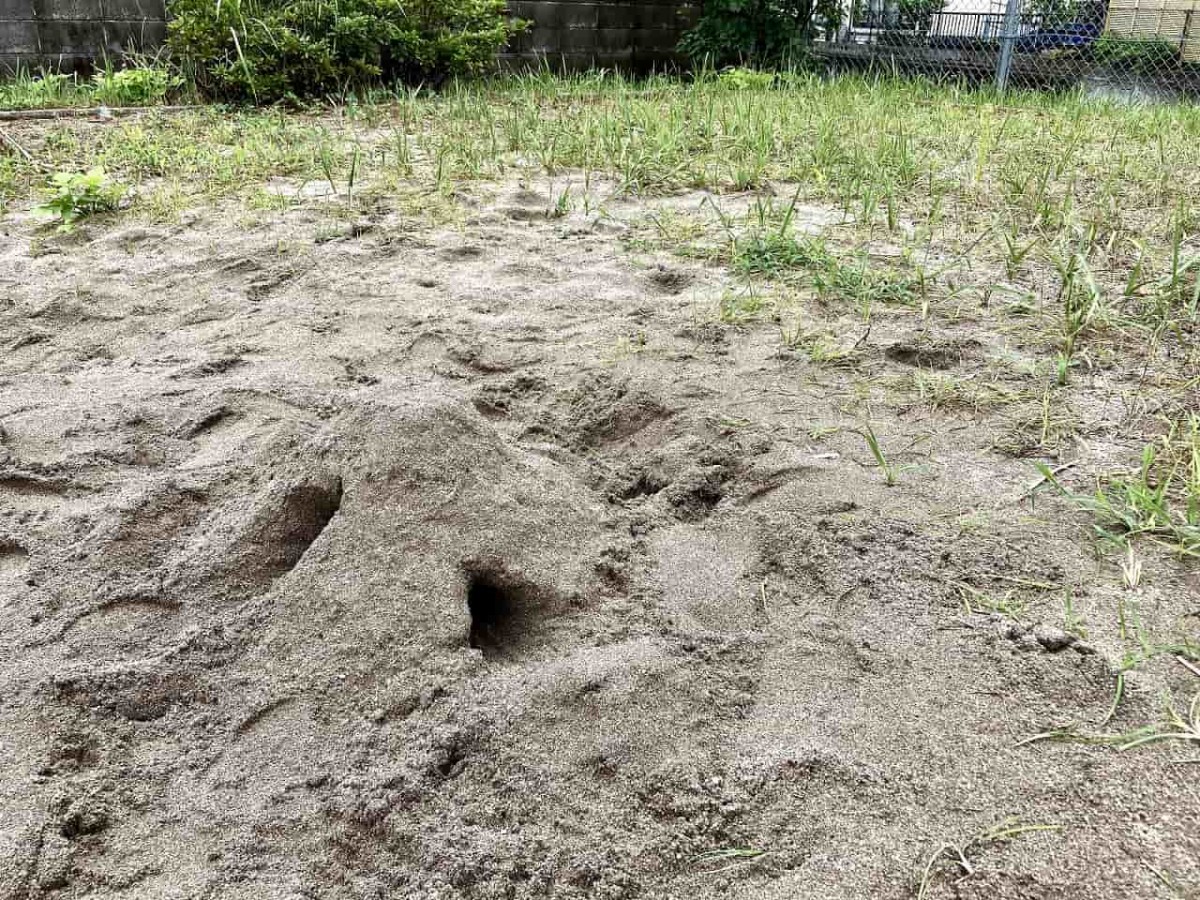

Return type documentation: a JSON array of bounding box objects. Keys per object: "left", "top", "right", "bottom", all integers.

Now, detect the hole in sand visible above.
[
  {"left": 434, "top": 743, "right": 468, "bottom": 779},
  {"left": 0, "top": 542, "right": 29, "bottom": 576},
  {"left": 260, "top": 476, "right": 344, "bottom": 581},
  {"left": 467, "top": 572, "right": 517, "bottom": 654},
  {"left": 464, "top": 561, "right": 553, "bottom": 659},
  {"left": 0, "top": 475, "right": 69, "bottom": 497}
]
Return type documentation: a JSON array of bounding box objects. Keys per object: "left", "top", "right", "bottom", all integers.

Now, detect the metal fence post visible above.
[{"left": 995, "top": 0, "right": 1022, "bottom": 92}]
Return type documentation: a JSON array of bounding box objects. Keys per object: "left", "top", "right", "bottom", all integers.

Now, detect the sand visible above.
[{"left": 0, "top": 176, "right": 1197, "bottom": 899}]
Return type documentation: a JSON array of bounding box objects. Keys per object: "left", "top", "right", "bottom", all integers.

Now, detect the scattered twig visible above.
[
  {"left": 1141, "top": 860, "right": 1186, "bottom": 898},
  {"left": 1175, "top": 655, "right": 1200, "bottom": 679},
  {"left": 0, "top": 105, "right": 205, "bottom": 122},
  {"left": 695, "top": 848, "right": 767, "bottom": 876},
  {"left": 834, "top": 583, "right": 863, "bottom": 612},
  {"left": 0, "top": 129, "right": 36, "bottom": 164}
]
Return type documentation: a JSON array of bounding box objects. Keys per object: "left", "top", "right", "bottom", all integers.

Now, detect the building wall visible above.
[
  {"left": 1105, "top": 0, "right": 1200, "bottom": 62},
  {"left": 0, "top": 0, "right": 166, "bottom": 73},
  {"left": 0, "top": 0, "right": 698, "bottom": 76},
  {"left": 502, "top": 1, "right": 701, "bottom": 71}
]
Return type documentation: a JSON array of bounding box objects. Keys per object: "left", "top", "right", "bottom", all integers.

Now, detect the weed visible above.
[
  {"left": 954, "top": 582, "right": 1033, "bottom": 620},
  {"left": 813, "top": 255, "right": 920, "bottom": 314},
  {"left": 696, "top": 847, "right": 766, "bottom": 862},
  {"left": 1118, "top": 691, "right": 1200, "bottom": 751},
  {"left": 860, "top": 422, "right": 911, "bottom": 486},
  {"left": 917, "top": 821, "right": 1062, "bottom": 900},
  {"left": 168, "top": 0, "right": 521, "bottom": 103},
  {"left": 92, "top": 66, "right": 182, "bottom": 106},
  {"left": 735, "top": 229, "right": 828, "bottom": 276},
  {"left": 908, "top": 371, "right": 1002, "bottom": 414},
  {"left": 995, "top": 389, "right": 1078, "bottom": 458},
  {"left": 694, "top": 846, "right": 767, "bottom": 874},
  {"left": 1061, "top": 589, "right": 1087, "bottom": 639},
  {"left": 809, "top": 425, "right": 841, "bottom": 441},
  {"left": 1049, "top": 240, "right": 1107, "bottom": 385},
  {"left": 0, "top": 63, "right": 180, "bottom": 110},
  {"left": 0, "top": 70, "right": 83, "bottom": 109},
  {"left": 717, "top": 284, "right": 769, "bottom": 324},
  {"left": 1020, "top": 689, "right": 1200, "bottom": 753},
  {"left": 34, "top": 167, "right": 124, "bottom": 231},
  {"left": 727, "top": 190, "right": 826, "bottom": 274},
  {"left": 781, "top": 322, "right": 854, "bottom": 364},
  {"left": 1149, "top": 205, "right": 1200, "bottom": 322},
  {"left": 1037, "top": 419, "right": 1200, "bottom": 556},
  {"left": 548, "top": 185, "right": 572, "bottom": 219},
  {"left": 1000, "top": 227, "right": 1040, "bottom": 281}
]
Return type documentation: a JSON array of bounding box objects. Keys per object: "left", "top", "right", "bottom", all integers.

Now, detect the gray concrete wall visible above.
[
  {"left": 0, "top": 0, "right": 166, "bottom": 74},
  {"left": 503, "top": 1, "right": 701, "bottom": 71},
  {"left": 0, "top": 0, "right": 697, "bottom": 76}
]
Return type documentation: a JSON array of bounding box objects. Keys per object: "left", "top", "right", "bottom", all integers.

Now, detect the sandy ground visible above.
[{"left": 0, "top": 176, "right": 1198, "bottom": 900}]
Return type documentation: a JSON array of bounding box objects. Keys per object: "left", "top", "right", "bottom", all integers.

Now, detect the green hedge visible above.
[
  {"left": 680, "top": 0, "right": 843, "bottom": 68},
  {"left": 167, "top": 0, "right": 522, "bottom": 102}
]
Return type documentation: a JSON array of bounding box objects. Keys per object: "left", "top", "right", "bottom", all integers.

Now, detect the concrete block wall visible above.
[
  {"left": 0, "top": 0, "right": 166, "bottom": 74},
  {"left": 0, "top": 0, "right": 697, "bottom": 76},
  {"left": 503, "top": 1, "right": 701, "bottom": 71}
]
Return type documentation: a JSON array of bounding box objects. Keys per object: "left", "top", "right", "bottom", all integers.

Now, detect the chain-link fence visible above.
[{"left": 812, "top": 0, "right": 1200, "bottom": 98}]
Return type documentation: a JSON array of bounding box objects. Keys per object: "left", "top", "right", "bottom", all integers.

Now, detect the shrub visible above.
[
  {"left": 680, "top": 0, "right": 843, "bottom": 68},
  {"left": 897, "top": 0, "right": 945, "bottom": 32},
  {"left": 167, "top": 0, "right": 521, "bottom": 103},
  {"left": 1092, "top": 36, "right": 1182, "bottom": 73},
  {"left": 35, "top": 168, "right": 125, "bottom": 231}
]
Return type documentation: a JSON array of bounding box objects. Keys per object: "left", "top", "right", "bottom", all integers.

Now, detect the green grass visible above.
[
  {"left": 1019, "top": 686, "right": 1200, "bottom": 751},
  {"left": 1038, "top": 415, "right": 1200, "bottom": 558},
  {"left": 4, "top": 71, "right": 1198, "bottom": 222},
  {"left": 2, "top": 73, "right": 1196, "bottom": 361},
  {"left": 0, "top": 61, "right": 183, "bottom": 110}
]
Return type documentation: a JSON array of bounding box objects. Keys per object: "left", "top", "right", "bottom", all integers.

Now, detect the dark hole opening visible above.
[
  {"left": 467, "top": 572, "right": 516, "bottom": 654},
  {"left": 435, "top": 744, "right": 468, "bottom": 779}
]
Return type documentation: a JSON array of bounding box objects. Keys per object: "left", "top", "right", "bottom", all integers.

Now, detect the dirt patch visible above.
[
  {"left": 0, "top": 176, "right": 1196, "bottom": 900},
  {"left": 0, "top": 541, "right": 29, "bottom": 576},
  {"left": 884, "top": 335, "right": 983, "bottom": 369}
]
